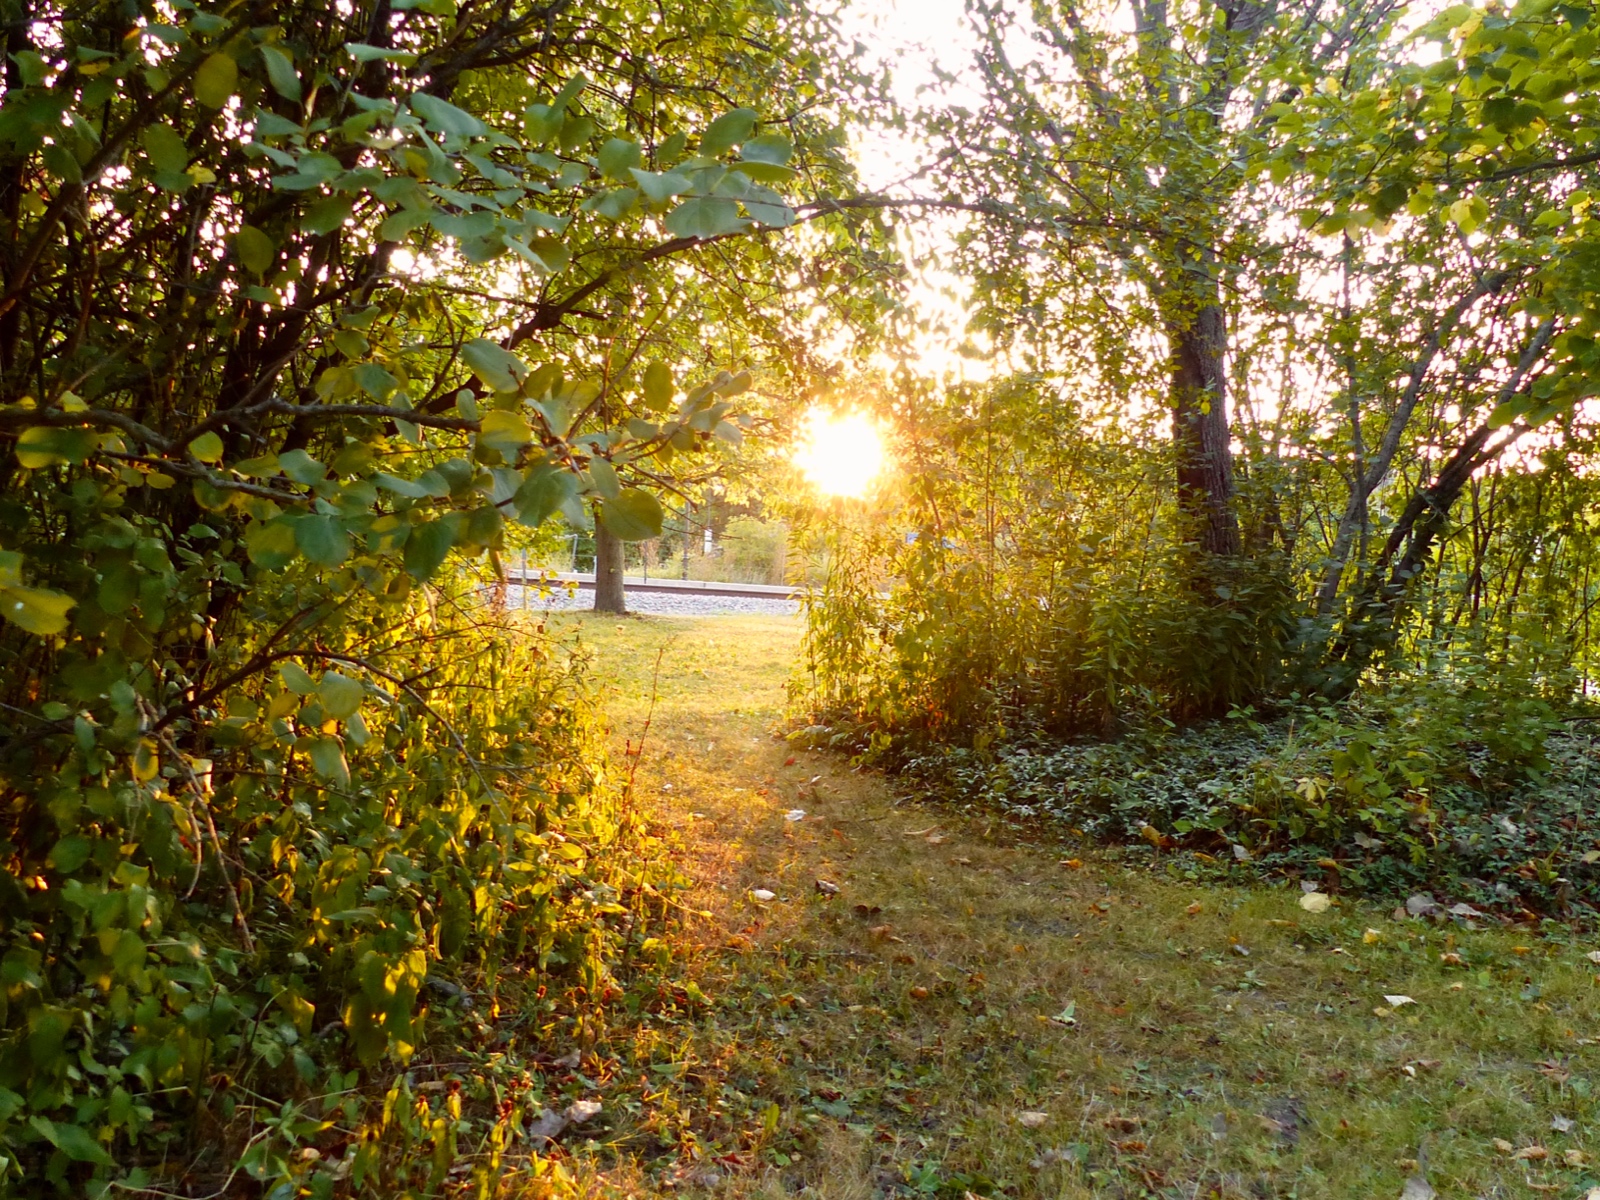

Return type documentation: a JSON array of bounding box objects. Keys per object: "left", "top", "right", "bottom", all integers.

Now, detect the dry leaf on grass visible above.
[
  {"left": 1185, "top": 901, "right": 1203, "bottom": 915},
  {"left": 1364, "top": 928, "right": 1383, "bottom": 944},
  {"left": 1398, "top": 1176, "right": 1436, "bottom": 1200},
  {"left": 1059, "top": 858, "right": 1084, "bottom": 869},
  {"left": 814, "top": 879, "right": 839, "bottom": 895},
  {"left": 1551, "top": 1114, "right": 1575, "bottom": 1133},
  {"left": 750, "top": 888, "right": 776, "bottom": 902},
  {"left": 1513, "top": 1145, "right": 1549, "bottom": 1161},
  {"left": 1565, "top": 1149, "right": 1589, "bottom": 1167},
  {"left": 1299, "top": 892, "right": 1332, "bottom": 913},
  {"left": 1017, "top": 1111, "right": 1049, "bottom": 1129},
  {"left": 1383, "top": 994, "right": 1417, "bottom": 1007},
  {"left": 784, "top": 809, "right": 806, "bottom": 822}
]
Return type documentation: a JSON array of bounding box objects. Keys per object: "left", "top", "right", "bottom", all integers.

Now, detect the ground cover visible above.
[{"left": 518, "top": 613, "right": 1600, "bottom": 1200}]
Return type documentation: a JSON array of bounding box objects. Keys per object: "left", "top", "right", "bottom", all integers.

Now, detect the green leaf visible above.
[
  {"left": 664, "top": 196, "right": 746, "bottom": 239},
  {"left": 0, "top": 586, "right": 75, "bottom": 635},
  {"left": 478, "top": 410, "right": 532, "bottom": 458},
  {"left": 16, "top": 426, "right": 93, "bottom": 469},
  {"left": 462, "top": 338, "right": 529, "bottom": 393},
  {"left": 318, "top": 672, "right": 364, "bottom": 719},
  {"left": 700, "top": 108, "right": 758, "bottom": 156},
  {"left": 351, "top": 362, "right": 400, "bottom": 399},
  {"left": 404, "top": 515, "right": 459, "bottom": 579},
  {"left": 741, "top": 133, "right": 792, "bottom": 165},
  {"left": 235, "top": 225, "right": 276, "bottom": 276},
  {"left": 597, "top": 137, "right": 641, "bottom": 180},
  {"left": 246, "top": 520, "right": 298, "bottom": 569},
  {"left": 280, "top": 662, "right": 316, "bottom": 694},
  {"left": 140, "top": 124, "right": 189, "bottom": 173},
  {"left": 295, "top": 515, "right": 351, "bottom": 567},
  {"left": 588, "top": 457, "right": 621, "bottom": 501},
  {"left": 278, "top": 449, "right": 327, "bottom": 485},
  {"left": 643, "top": 361, "right": 674, "bottom": 411},
  {"left": 29, "top": 1117, "right": 112, "bottom": 1166},
  {"left": 410, "top": 92, "right": 487, "bottom": 138},
  {"left": 629, "top": 168, "right": 693, "bottom": 204},
  {"left": 303, "top": 196, "right": 354, "bottom": 235},
  {"left": 188, "top": 431, "right": 224, "bottom": 462},
  {"left": 194, "top": 53, "right": 238, "bottom": 107},
  {"left": 259, "top": 44, "right": 302, "bottom": 101},
  {"left": 344, "top": 42, "right": 418, "bottom": 66},
  {"left": 307, "top": 737, "right": 350, "bottom": 788},
  {"left": 600, "top": 488, "right": 664, "bottom": 541},
  {"left": 513, "top": 464, "right": 578, "bottom": 527},
  {"left": 49, "top": 835, "right": 92, "bottom": 873}
]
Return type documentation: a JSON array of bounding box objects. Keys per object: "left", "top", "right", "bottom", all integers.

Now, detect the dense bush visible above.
[
  {"left": 884, "top": 640, "right": 1600, "bottom": 914},
  {"left": 0, "top": 562, "right": 662, "bottom": 1195}
]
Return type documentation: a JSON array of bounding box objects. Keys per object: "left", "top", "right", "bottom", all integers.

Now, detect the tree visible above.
[{"left": 0, "top": 0, "right": 896, "bottom": 1188}]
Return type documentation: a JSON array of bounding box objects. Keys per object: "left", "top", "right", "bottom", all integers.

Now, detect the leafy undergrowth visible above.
[
  {"left": 495, "top": 614, "right": 1600, "bottom": 1200},
  {"left": 886, "top": 712, "right": 1600, "bottom": 921}
]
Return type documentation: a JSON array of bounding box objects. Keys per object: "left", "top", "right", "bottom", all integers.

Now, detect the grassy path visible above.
[{"left": 552, "top": 613, "right": 1600, "bottom": 1200}]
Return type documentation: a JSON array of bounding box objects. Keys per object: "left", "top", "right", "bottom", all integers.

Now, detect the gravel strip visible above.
[{"left": 505, "top": 584, "right": 799, "bottom": 617}]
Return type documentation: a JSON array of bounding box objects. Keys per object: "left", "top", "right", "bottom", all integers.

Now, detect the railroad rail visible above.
[{"left": 509, "top": 572, "right": 803, "bottom": 601}]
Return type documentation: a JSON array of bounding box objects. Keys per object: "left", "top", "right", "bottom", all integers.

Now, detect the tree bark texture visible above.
[
  {"left": 1168, "top": 298, "right": 1241, "bottom": 559},
  {"left": 591, "top": 518, "right": 626, "bottom": 614}
]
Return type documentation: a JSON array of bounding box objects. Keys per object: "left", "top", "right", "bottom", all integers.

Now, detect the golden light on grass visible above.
[{"left": 792, "top": 409, "right": 886, "bottom": 499}]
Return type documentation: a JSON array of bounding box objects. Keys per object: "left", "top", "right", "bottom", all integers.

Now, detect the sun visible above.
[{"left": 793, "top": 410, "right": 887, "bottom": 499}]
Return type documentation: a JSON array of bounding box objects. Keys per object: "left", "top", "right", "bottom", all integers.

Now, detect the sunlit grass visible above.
[{"left": 530, "top": 613, "right": 1600, "bottom": 1199}]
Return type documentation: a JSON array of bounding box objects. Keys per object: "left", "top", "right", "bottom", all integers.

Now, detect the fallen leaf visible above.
[
  {"left": 909, "top": 986, "right": 929, "bottom": 1000},
  {"left": 1186, "top": 901, "right": 1203, "bottom": 915},
  {"left": 750, "top": 889, "right": 776, "bottom": 902},
  {"left": 904, "top": 826, "right": 939, "bottom": 837},
  {"left": 1049, "top": 1002, "right": 1077, "bottom": 1027},
  {"left": 553, "top": 1048, "right": 582, "bottom": 1070},
  {"left": 1299, "top": 892, "right": 1332, "bottom": 913},
  {"left": 893, "top": 953, "right": 915, "bottom": 965},
  {"left": 925, "top": 833, "right": 947, "bottom": 845},
  {"left": 1230, "top": 943, "right": 1250, "bottom": 957},
  {"left": 1399, "top": 1176, "right": 1436, "bottom": 1200},
  {"left": 1493, "top": 1138, "right": 1515, "bottom": 1153},
  {"left": 1364, "top": 928, "right": 1383, "bottom": 944},
  {"left": 1017, "top": 1111, "right": 1049, "bottom": 1129},
  {"left": 1232, "top": 844, "right": 1250, "bottom": 861},
  {"left": 814, "top": 879, "right": 839, "bottom": 895},
  {"left": 1104, "top": 1114, "right": 1142, "bottom": 1132},
  {"left": 784, "top": 809, "right": 806, "bottom": 822},
  {"left": 1551, "top": 1114, "right": 1575, "bottom": 1133},
  {"left": 1564, "top": 1148, "right": 1588, "bottom": 1167},
  {"left": 527, "top": 1108, "right": 569, "bottom": 1141},
  {"left": 868, "top": 924, "right": 894, "bottom": 939},
  {"left": 1513, "top": 946, "right": 1532, "bottom": 956},
  {"left": 1059, "top": 858, "right": 1084, "bottom": 869},
  {"left": 953, "top": 856, "right": 973, "bottom": 865},
  {"left": 1513, "top": 1145, "right": 1548, "bottom": 1161},
  {"left": 1112, "top": 1139, "right": 1146, "bottom": 1153},
  {"left": 1439, "top": 951, "right": 1463, "bottom": 965},
  {"left": 1586, "top": 950, "right": 1600, "bottom": 966},
  {"left": 783, "top": 756, "right": 796, "bottom": 766},
  {"left": 852, "top": 903, "right": 881, "bottom": 918},
  {"left": 567, "top": 1099, "right": 602, "bottom": 1124},
  {"left": 1383, "top": 994, "right": 1417, "bottom": 1007},
  {"left": 1447, "top": 902, "right": 1482, "bottom": 918},
  {"left": 1405, "top": 894, "right": 1442, "bottom": 917}
]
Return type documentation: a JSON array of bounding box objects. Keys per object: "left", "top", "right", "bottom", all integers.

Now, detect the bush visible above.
[
  {"left": 895, "top": 648, "right": 1594, "bottom": 914},
  {"left": 0, "top": 566, "right": 656, "bottom": 1196}
]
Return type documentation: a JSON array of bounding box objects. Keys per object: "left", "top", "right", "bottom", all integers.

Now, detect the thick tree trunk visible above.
[
  {"left": 592, "top": 518, "right": 626, "bottom": 614},
  {"left": 1168, "top": 299, "right": 1241, "bottom": 559}
]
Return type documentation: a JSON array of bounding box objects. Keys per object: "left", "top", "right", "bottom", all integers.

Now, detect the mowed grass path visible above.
[{"left": 549, "top": 613, "right": 1600, "bottom": 1200}]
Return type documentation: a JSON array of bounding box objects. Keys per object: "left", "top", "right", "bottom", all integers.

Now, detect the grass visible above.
[{"left": 523, "top": 612, "right": 1600, "bottom": 1199}]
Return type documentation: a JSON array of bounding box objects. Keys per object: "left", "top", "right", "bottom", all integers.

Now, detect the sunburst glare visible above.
[{"left": 793, "top": 410, "right": 887, "bottom": 499}]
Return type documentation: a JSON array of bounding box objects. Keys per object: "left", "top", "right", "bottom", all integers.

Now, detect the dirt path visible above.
[{"left": 553, "top": 613, "right": 1600, "bottom": 1200}]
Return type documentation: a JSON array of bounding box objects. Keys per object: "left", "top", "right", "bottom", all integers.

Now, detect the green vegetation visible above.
[
  {"left": 456, "top": 615, "right": 1600, "bottom": 1200},
  {"left": 4, "top": 0, "right": 1600, "bottom": 1195}
]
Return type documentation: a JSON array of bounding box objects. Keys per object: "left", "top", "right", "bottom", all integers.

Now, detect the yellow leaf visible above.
[{"left": 0, "top": 584, "right": 75, "bottom": 635}]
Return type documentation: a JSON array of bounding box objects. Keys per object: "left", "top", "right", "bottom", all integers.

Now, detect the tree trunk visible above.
[
  {"left": 592, "top": 518, "right": 627, "bottom": 614},
  {"left": 1168, "top": 297, "right": 1241, "bottom": 559}
]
